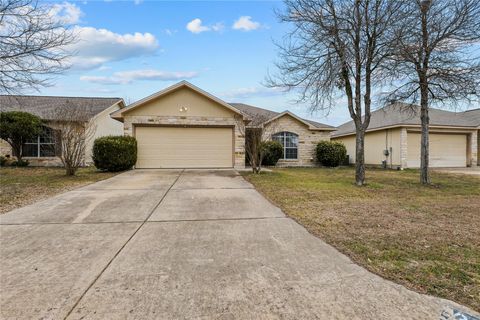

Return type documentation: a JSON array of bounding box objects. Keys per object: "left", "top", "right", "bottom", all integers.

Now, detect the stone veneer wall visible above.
[
  {"left": 399, "top": 127, "right": 408, "bottom": 169},
  {"left": 0, "top": 139, "right": 11, "bottom": 158},
  {"left": 123, "top": 115, "right": 246, "bottom": 169},
  {"left": 469, "top": 130, "right": 477, "bottom": 167},
  {"left": 264, "top": 115, "right": 331, "bottom": 167}
]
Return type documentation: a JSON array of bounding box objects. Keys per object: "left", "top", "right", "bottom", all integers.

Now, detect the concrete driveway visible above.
[
  {"left": 1, "top": 170, "right": 478, "bottom": 320},
  {"left": 433, "top": 166, "right": 480, "bottom": 176}
]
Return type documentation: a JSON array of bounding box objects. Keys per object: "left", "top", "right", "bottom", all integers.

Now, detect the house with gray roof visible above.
[
  {"left": 332, "top": 103, "right": 479, "bottom": 168},
  {"left": 1, "top": 81, "right": 336, "bottom": 168},
  {"left": 110, "top": 81, "right": 335, "bottom": 168},
  {"left": 0, "top": 95, "right": 125, "bottom": 166}
]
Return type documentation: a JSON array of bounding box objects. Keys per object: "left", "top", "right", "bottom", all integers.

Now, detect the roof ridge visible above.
[
  {"left": 231, "top": 102, "right": 334, "bottom": 129},
  {"left": 385, "top": 102, "right": 475, "bottom": 114},
  {"left": 0, "top": 94, "right": 122, "bottom": 99}
]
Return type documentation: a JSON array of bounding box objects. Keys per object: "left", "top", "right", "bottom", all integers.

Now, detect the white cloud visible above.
[
  {"left": 50, "top": 2, "right": 83, "bottom": 24},
  {"left": 186, "top": 19, "right": 224, "bottom": 34},
  {"left": 212, "top": 22, "right": 225, "bottom": 32},
  {"left": 80, "top": 69, "right": 198, "bottom": 85},
  {"left": 67, "top": 27, "right": 159, "bottom": 69},
  {"left": 232, "top": 16, "right": 261, "bottom": 31},
  {"left": 164, "top": 29, "right": 177, "bottom": 36},
  {"left": 220, "top": 86, "right": 286, "bottom": 99},
  {"left": 133, "top": 0, "right": 143, "bottom": 4},
  {"left": 186, "top": 18, "right": 210, "bottom": 34},
  {"left": 90, "top": 87, "right": 117, "bottom": 94}
]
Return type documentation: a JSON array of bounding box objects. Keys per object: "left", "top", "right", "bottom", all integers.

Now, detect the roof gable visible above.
[
  {"left": 230, "top": 103, "right": 335, "bottom": 130},
  {"left": 264, "top": 111, "right": 321, "bottom": 130},
  {"left": 111, "top": 81, "right": 244, "bottom": 119}
]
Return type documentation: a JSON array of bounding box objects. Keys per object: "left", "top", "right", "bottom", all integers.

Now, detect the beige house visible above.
[
  {"left": 111, "top": 81, "right": 334, "bottom": 169},
  {"left": 0, "top": 95, "right": 125, "bottom": 166},
  {"left": 332, "top": 103, "right": 479, "bottom": 168}
]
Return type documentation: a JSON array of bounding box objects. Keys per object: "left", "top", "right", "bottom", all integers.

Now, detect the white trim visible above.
[
  {"left": 273, "top": 131, "right": 299, "bottom": 160},
  {"left": 110, "top": 81, "right": 245, "bottom": 120},
  {"left": 93, "top": 100, "right": 125, "bottom": 122}
]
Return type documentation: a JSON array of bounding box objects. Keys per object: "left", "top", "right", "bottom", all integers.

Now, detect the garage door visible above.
[
  {"left": 407, "top": 132, "right": 466, "bottom": 167},
  {"left": 135, "top": 126, "right": 233, "bottom": 168}
]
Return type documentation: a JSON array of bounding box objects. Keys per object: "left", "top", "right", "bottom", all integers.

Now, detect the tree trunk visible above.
[
  {"left": 65, "top": 165, "right": 76, "bottom": 176},
  {"left": 420, "top": 90, "right": 430, "bottom": 184},
  {"left": 419, "top": 5, "right": 431, "bottom": 185},
  {"left": 12, "top": 144, "right": 22, "bottom": 163},
  {"left": 355, "top": 130, "right": 366, "bottom": 186}
]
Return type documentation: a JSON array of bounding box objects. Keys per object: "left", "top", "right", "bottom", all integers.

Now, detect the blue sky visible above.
[
  {"left": 38, "top": 0, "right": 351, "bottom": 125},
  {"left": 38, "top": 1, "right": 479, "bottom": 126}
]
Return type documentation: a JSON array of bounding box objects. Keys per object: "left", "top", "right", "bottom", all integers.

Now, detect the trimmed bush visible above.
[
  {"left": 92, "top": 136, "right": 137, "bottom": 172},
  {"left": 261, "top": 140, "right": 284, "bottom": 166},
  {"left": 316, "top": 141, "right": 347, "bottom": 167}
]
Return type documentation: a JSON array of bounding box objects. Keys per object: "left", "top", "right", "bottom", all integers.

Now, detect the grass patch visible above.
[
  {"left": 243, "top": 167, "right": 480, "bottom": 311},
  {"left": 0, "top": 166, "right": 118, "bottom": 214}
]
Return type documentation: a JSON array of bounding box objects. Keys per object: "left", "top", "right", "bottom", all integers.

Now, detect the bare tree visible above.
[
  {"left": 236, "top": 114, "right": 279, "bottom": 174},
  {"left": 268, "top": 0, "right": 404, "bottom": 186},
  {"left": 0, "top": 0, "right": 75, "bottom": 94},
  {"left": 385, "top": 0, "right": 480, "bottom": 184},
  {"left": 48, "top": 105, "right": 96, "bottom": 176}
]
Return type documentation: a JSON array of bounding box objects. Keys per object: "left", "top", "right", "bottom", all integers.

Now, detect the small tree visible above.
[
  {"left": 0, "top": 111, "right": 42, "bottom": 162},
  {"left": 48, "top": 105, "right": 96, "bottom": 176},
  {"left": 237, "top": 114, "right": 279, "bottom": 174}
]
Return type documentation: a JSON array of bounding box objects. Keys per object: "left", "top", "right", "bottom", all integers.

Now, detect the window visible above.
[
  {"left": 22, "top": 126, "right": 58, "bottom": 157},
  {"left": 272, "top": 132, "right": 298, "bottom": 160}
]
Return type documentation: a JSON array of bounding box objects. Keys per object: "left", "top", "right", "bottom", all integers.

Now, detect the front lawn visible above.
[
  {"left": 0, "top": 166, "right": 117, "bottom": 214},
  {"left": 243, "top": 168, "right": 480, "bottom": 311}
]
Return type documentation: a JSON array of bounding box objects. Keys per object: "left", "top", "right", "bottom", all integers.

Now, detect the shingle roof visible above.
[
  {"left": 332, "top": 103, "right": 479, "bottom": 137},
  {"left": 0, "top": 95, "right": 123, "bottom": 121},
  {"left": 229, "top": 102, "right": 335, "bottom": 130},
  {"left": 463, "top": 108, "right": 480, "bottom": 127}
]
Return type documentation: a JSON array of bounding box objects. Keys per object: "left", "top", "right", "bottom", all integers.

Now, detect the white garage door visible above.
[
  {"left": 407, "top": 132, "right": 467, "bottom": 167},
  {"left": 135, "top": 126, "right": 233, "bottom": 168}
]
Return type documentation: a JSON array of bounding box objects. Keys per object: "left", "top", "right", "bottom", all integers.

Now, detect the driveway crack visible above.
[{"left": 62, "top": 169, "right": 184, "bottom": 320}]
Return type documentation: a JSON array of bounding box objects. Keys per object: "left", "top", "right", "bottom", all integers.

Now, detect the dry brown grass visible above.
[
  {"left": 243, "top": 168, "right": 480, "bottom": 311},
  {"left": 0, "top": 166, "right": 117, "bottom": 214}
]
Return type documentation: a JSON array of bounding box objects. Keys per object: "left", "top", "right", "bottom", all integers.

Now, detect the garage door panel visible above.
[
  {"left": 135, "top": 127, "right": 233, "bottom": 168},
  {"left": 407, "top": 133, "right": 466, "bottom": 168}
]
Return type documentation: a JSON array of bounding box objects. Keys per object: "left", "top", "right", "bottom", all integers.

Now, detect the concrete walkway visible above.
[{"left": 0, "top": 170, "right": 478, "bottom": 319}]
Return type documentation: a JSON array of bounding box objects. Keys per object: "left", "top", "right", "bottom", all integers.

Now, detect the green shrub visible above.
[
  {"left": 261, "top": 140, "right": 284, "bottom": 166},
  {"left": 92, "top": 136, "right": 137, "bottom": 172},
  {"left": 0, "top": 156, "right": 8, "bottom": 167},
  {"left": 316, "top": 141, "right": 347, "bottom": 167},
  {"left": 10, "top": 159, "right": 29, "bottom": 167}
]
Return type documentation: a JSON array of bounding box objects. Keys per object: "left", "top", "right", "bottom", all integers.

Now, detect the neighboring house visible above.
[
  {"left": 110, "top": 81, "right": 334, "bottom": 169},
  {"left": 332, "top": 103, "right": 479, "bottom": 168},
  {"left": 0, "top": 95, "right": 125, "bottom": 166}
]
